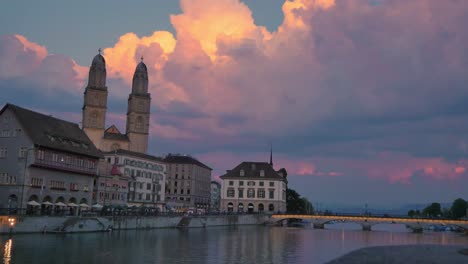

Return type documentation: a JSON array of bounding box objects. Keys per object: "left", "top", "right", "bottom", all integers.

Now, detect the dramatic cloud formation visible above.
[{"left": 2, "top": 0, "right": 468, "bottom": 204}]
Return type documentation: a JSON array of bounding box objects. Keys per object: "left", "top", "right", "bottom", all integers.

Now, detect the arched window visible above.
[
  {"left": 90, "top": 111, "right": 98, "bottom": 127},
  {"left": 268, "top": 204, "right": 275, "bottom": 212},
  {"left": 136, "top": 116, "right": 144, "bottom": 130},
  {"left": 227, "top": 202, "right": 234, "bottom": 212},
  {"left": 258, "top": 203, "right": 264, "bottom": 212},
  {"left": 238, "top": 203, "right": 244, "bottom": 212}
]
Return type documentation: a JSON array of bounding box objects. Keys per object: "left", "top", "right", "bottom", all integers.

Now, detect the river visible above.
[{"left": 1, "top": 223, "right": 467, "bottom": 264}]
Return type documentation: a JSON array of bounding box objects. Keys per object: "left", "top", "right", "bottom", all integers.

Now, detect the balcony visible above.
[{"left": 34, "top": 158, "right": 97, "bottom": 176}]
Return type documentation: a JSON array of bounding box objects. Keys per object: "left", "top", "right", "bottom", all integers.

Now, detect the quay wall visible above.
[{"left": 0, "top": 214, "right": 270, "bottom": 234}]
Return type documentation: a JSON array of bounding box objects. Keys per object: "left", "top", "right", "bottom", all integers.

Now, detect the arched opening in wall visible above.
[
  {"left": 8, "top": 194, "right": 18, "bottom": 213},
  {"left": 269, "top": 204, "right": 275, "bottom": 212},
  {"left": 227, "top": 202, "right": 233, "bottom": 212},
  {"left": 238, "top": 203, "right": 244, "bottom": 213},
  {"left": 26, "top": 195, "right": 40, "bottom": 215},
  {"left": 248, "top": 203, "right": 254, "bottom": 213},
  {"left": 136, "top": 116, "right": 144, "bottom": 131},
  {"left": 68, "top": 197, "right": 78, "bottom": 215},
  {"left": 258, "top": 203, "right": 264, "bottom": 212},
  {"left": 80, "top": 198, "right": 87, "bottom": 204},
  {"left": 90, "top": 111, "right": 98, "bottom": 127},
  {"left": 42, "top": 196, "right": 52, "bottom": 203},
  {"left": 111, "top": 143, "right": 121, "bottom": 151},
  {"left": 28, "top": 195, "right": 39, "bottom": 202}
]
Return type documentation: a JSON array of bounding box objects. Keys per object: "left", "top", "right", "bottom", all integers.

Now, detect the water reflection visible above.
[
  {"left": 0, "top": 225, "right": 466, "bottom": 264},
  {"left": 3, "top": 239, "right": 11, "bottom": 264}
]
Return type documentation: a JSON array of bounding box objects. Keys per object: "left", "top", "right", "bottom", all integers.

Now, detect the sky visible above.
[{"left": 1, "top": 0, "right": 467, "bottom": 208}]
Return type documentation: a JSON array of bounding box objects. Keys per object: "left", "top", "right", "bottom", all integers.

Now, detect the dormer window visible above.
[
  {"left": 240, "top": 169, "right": 245, "bottom": 176},
  {"left": 260, "top": 170, "right": 265, "bottom": 177}
]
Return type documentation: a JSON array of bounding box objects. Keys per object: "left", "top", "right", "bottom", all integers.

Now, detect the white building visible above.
[
  {"left": 103, "top": 149, "right": 166, "bottom": 211},
  {"left": 220, "top": 162, "right": 287, "bottom": 213}
]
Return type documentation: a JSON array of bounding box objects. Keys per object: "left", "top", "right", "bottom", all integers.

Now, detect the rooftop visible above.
[
  {"left": 1, "top": 103, "right": 102, "bottom": 158},
  {"left": 220, "top": 161, "right": 287, "bottom": 181},
  {"left": 163, "top": 154, "right": 212, "bottom": 170}
]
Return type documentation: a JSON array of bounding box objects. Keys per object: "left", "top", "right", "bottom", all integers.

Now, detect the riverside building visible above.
[
  {"left": 103, "top": 149, "right": 166, "bottom": 210},
  {"left": 0, "top": 104, "right": 102, "bottom": 213},
  {"left": 220, "top": 160, "right": 287, "bottom": 213},
  {"left": 164, "top": 154, "right": 212, "bottom": 212}
]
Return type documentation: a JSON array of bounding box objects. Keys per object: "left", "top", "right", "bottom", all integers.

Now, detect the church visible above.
[{"left": 81, "top": 51, "right": 151, "bottom": 154}]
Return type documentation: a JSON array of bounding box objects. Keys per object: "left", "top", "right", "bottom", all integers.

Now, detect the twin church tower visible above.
[{"left": 82, "top": 51, "right": 151, "bottom": 154}]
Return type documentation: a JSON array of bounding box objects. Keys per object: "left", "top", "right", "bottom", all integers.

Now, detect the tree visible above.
[
  {"left": 408, "top": 210, "right": 415, "bottom": 217},
  {"left": 423, "top": 203, "right": 442, "bottom": 217},
  {"left": 450, "top": 198, "right": 467, "bottom": 219},
  {"left": 286, "top": 188, "right": 314, "bottom": 214}
]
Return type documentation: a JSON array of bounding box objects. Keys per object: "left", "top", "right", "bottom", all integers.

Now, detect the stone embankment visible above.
[
  {"left": 0, "top": 214, "right": 269, "bottom": 234},
  {"left": 327, "top": 245, "right": 468, "bottom": 264}
]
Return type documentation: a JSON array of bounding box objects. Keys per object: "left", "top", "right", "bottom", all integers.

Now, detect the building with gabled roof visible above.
[
  {"left": 220, "top": 160, "right": 287, "bottom": 213},
  {"left": 0, "top": 103, "right": 102, "bottom": 214}
]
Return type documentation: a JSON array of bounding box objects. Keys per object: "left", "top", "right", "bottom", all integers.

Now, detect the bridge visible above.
[{"left": 270, "top": 214, "right": 468, "bottom": 233}]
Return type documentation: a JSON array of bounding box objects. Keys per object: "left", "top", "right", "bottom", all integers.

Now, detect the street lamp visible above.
[{"left": 19, "top": 147, "right": 35, "bottom": 215}]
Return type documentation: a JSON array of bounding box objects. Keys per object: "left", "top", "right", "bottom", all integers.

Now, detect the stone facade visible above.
[
  {"left": 82, "top": 53, "right": 151, "bottom": 154},
  {"left": 103, "top": 149, "right": 166, "bottom": 211},
  {"left": 164, "top": 155, "right": 212, "bottom": 212},
  {"left": 92, "top": 160, "right": 128, "bottom": 207},
  {"left": 220, "top": 162, "right": 287, "bottom": 213},
  {"left": 0, "top": 104, "right": 101, "bottom": 213},
  {"left": 210, "top": 181, "right": 221, "bottom": 212}
]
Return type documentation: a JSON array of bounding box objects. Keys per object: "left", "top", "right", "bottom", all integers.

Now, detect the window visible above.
[
  {"left": 181, "top": 189, "right": 184, "bottom": 194},
  {"left": 174, "top": 189, "right": 177, "bottom": 194},
  {"left": 260, "top": 170, "right": 265, "bottom": 177},
  {"left": 247, "top": 188, "right": 255, "bottom": 198},
  {"left": 269, "top": 182, "right": 274, "bottom": 187},
  {"left": 269, "top": 190, "right": 274, "bottom": 199},
  {"left": 146, "top": 193, "right": 151, "bottom": 200},
  {"left": 0, "top": 147, "right": 7, "bottom": 158},
  {"left": 175, "top": 181, "right": 178, "bottom": 186},
  {"left": 187, "top": 189, "right": 191, "bottom": 194},
  {"left": 50, "top": 180, "right": 65, "bottom": 190},
  {"left": 258, "top": 189, "right": 265, "bottom": 198},
  {"left": 238, "top": 188, "right": 244, "bottom": 198},
  {"left": 147, "top": 183, "right": 151, "bottom": 190},
  {"left": 227, "top": 188, "right": 235, "bottom": 197},
  {"left": 247, "top": 181, "right": 255, "bottom": 186},
  {"left": 0, "top": 130, "right": 10, "bottom": 137},
  {"left": 18, "top": 147, "right": 28, "bottom": 158},
  {"left": 240, "top": 169, "right": 245, "bottom": 176},
  {"left": 37, "top": 150, "right": 45, "bottom": 160},
  {"left": 138, "top": 193, "right": 143, "bottom": 200},
  {"left": 259, "top": 181, "right": 264, "bottom": 186},
  {"left": 140, "top": 183, "right": 143, "bottom": 189},
  {"left": 239, "top": 181, "right": 244, "bottom": 186},
  {"left": 70, "top": 183, "right": 79, "bottom": 191},
  {"left": 1, "top": 173, "right": 16, "bottom": 185},
  {"left": 229, "top": 181, "right": 234, "bottom": 186}
]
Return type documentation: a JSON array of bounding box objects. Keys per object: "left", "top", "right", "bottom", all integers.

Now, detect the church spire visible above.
[
  {"left": 87, "top": 49, "right": 107, "bottom": 88},
  {"left": 269, "top": 143, "right": 273, "bottom": 166},
  {"left": 131, "top": 58, "right": 148, "bottom": 95}
]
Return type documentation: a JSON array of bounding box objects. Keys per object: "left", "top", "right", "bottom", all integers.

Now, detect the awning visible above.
[
  {"left": 27, "top": 200, "right": 41, "bottom": 206},
  {"left": 42, "top": 201, "right": 54, "bottom": 206},
  {"left": 55, "top": 202, "right": 66, "bottom": 207},
  {"left": 67, "top": 203, "right": 78, "bottom": 207},
  {"left": 79, "top": 203, "right": 90, "bottom": 208},
  {"left": 92, "top": 204, "right": 103, "bottom": 209}
]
